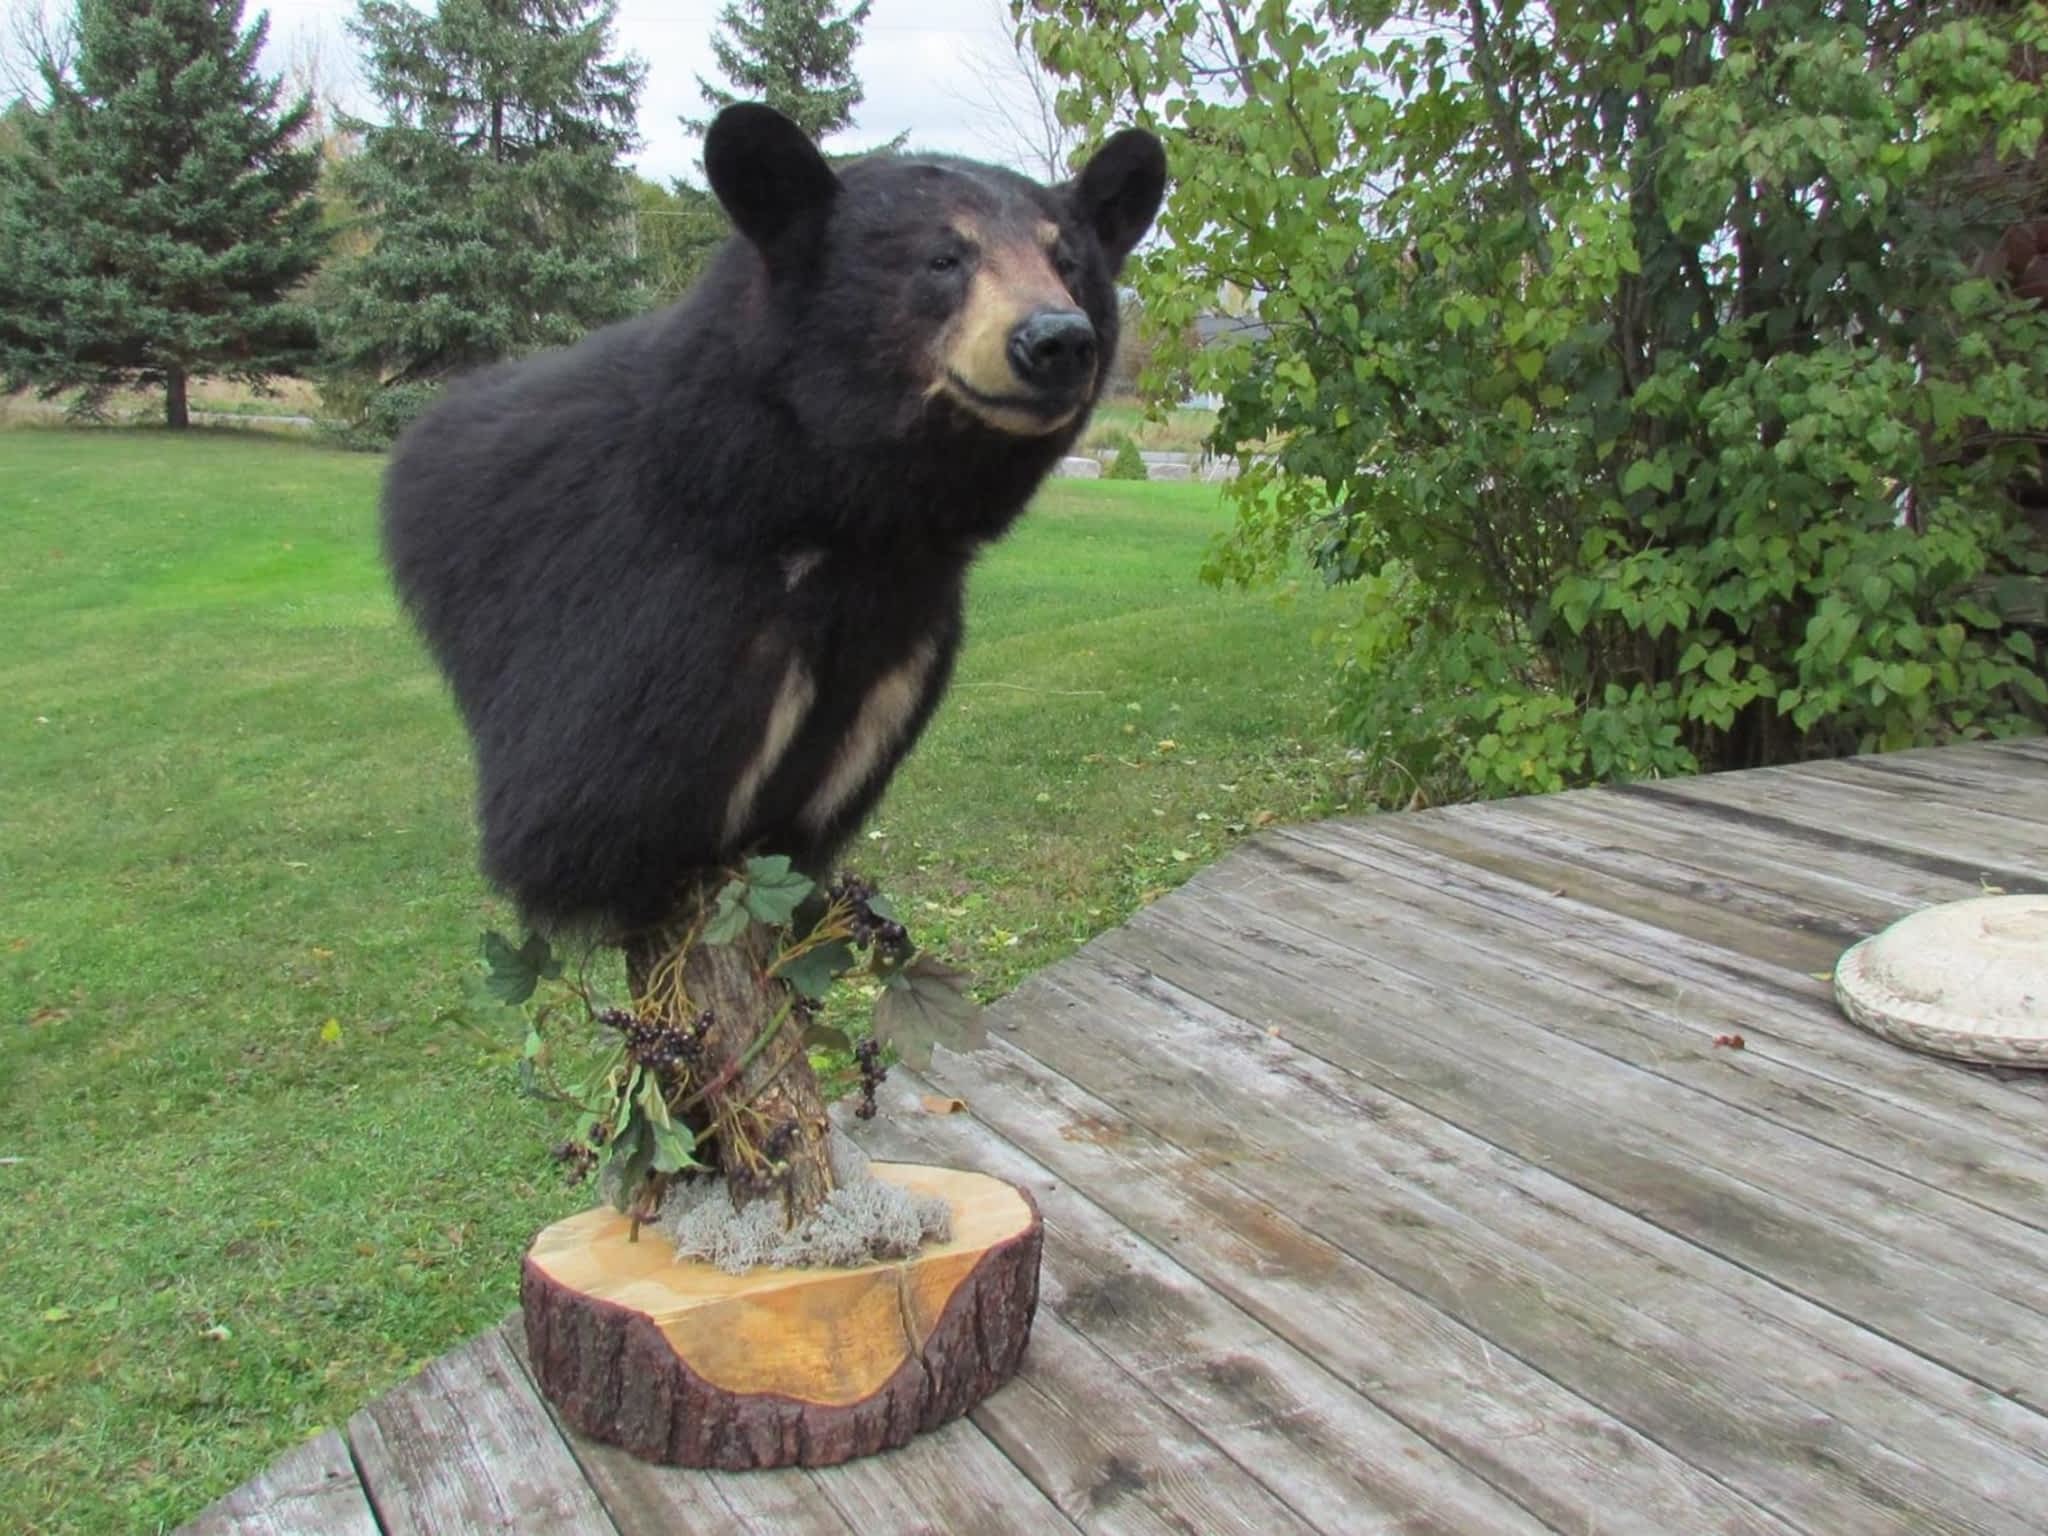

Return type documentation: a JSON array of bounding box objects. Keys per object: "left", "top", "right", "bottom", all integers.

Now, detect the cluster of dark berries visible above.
[
  {"left": 550, "top": 1139, "right": 598, "bottom": 1184},
  {"left": 854, "top": 1037, "right": 887, "bottom": 1120},
  {"left": 601, "top": 1006, "right": 711, "bottom": 1075},
  {"left": 828, "top": 874, "right": 911, "bottom": 956}
]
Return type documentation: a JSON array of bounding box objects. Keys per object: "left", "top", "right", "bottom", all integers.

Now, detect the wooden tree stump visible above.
[{"left": 521, "top": 1163, "right": 1042, "bottom": 1469}]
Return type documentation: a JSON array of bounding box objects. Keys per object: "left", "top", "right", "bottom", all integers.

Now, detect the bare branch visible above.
[
  {"left": 946, "top": 0, "right": 1083, "bottom": 180},
  {"left": 0, "top": 0, "right": 75, "bottom": 107}
]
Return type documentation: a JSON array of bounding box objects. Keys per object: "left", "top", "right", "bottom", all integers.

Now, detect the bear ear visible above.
[
  {"left": 1071, "top": 128, "right": 1167, "bottom": 273},
  {"left": 704, "top": 104, "right": 839, "bottom": 257}
]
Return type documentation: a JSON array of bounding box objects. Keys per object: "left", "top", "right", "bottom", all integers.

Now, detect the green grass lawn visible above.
[{"left": 0, "top": 427, "right": 1350, "bottom": 1534}]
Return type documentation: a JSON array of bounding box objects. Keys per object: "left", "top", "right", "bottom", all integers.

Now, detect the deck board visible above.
[
  {"left": 178, "top": 741, "right": 2048, "bottom": 1536},
  {"left": 1027, "top": 950, "right": 2043, "bottom": 1536},
  {"left": 344, "top": 1327, "right": 618, "bottom": 1536},
  {"left": 178, "top": 1431, "right": 379, "bottom": 1536}
]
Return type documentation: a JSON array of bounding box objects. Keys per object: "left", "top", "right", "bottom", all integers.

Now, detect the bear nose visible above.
[{"left": 1007, "top": 309, "right": 1097, "bottom": 393}]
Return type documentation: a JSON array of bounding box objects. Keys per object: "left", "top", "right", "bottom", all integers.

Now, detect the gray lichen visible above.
[{"left": 659, "top": 1126, "right": 951, "bottom": 1273}]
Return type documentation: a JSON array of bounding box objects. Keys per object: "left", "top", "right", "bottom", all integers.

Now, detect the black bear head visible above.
[{"left": 703, "top": 103, "right": 1166, "bottom": 446}]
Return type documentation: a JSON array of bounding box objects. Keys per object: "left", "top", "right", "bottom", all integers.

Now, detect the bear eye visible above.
[
  {"left": 1054, "top": 251, "right": 1081, "bottom": 281},
  {"left": 929, "top": 253, "right": 962, "bottom": 274}
]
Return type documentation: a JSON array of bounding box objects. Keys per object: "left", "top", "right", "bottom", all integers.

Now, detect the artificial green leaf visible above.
[
  {"left": 701, "top": 882, "right": 751, "bottom": 945},
  {"left": 873, "top": 955, "right": 986, "bottom": 1071},
  {"left": 779, "top": 938, "right": 856, "bottom": 1001},
  {"left": 649, "top": 1119, "right": 698, "bottom": 1174},
  {"left": 481, "top": 930, "right": 556, "bottom": 1004},
  {"left": 802, "top": 1021, "right": 854, "bottom": 1055},
  {"left": 638, "top": 1073, "right": 672, "bottom": 1130},
  {"left": 601, "top": 1120, "right": 655, "bottom": 1213},
  {"left": 740, "top": 855, "right": 815, "bottom": 927}
]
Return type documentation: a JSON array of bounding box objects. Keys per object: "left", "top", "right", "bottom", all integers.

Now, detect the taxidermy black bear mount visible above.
[{"left": 382, "top": 105, "right": 1167, "bottom": 938}]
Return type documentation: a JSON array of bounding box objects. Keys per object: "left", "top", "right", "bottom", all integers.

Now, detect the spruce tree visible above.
[
  {"left": 0, "top": 0, "right": 323, "bottom": 428},
  {"left": 322, "top": 0, "right": 645, "bottom": 418},
  {"left": 691, "top": 0, "right": 873, "bottom": 143}
]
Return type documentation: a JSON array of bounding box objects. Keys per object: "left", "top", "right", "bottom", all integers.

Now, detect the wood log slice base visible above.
[{"left": 520, "top": 1163, "right": 1041, "bottom": 1470}]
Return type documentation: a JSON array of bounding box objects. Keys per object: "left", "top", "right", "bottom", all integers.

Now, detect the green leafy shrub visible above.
[
  {"left": 316, "top": 376, "right": 440, "bottom": 451},
  {"left": 1106, "top": 439, "right": 1150, "bottom": 480},
  {"left": 1027, "top": 0, "right": 2048, "bottom": 802}
]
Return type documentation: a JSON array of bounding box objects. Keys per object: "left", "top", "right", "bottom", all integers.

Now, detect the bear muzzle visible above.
[
  {"left": 1006, "top": 310, "right": 1098, "bottom": 396},
  {"left": 936, "top": 302, "right": 1100, "bottom": 436}
]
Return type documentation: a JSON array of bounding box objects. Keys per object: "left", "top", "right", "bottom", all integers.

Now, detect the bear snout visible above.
[{"left": 1006, "top": 310, "right": 1097, "bottom": 395}]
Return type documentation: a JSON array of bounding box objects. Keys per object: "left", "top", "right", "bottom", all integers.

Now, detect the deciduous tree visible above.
[{"left": 1026, "top": 0, "right": 2048, "bottom": 795}]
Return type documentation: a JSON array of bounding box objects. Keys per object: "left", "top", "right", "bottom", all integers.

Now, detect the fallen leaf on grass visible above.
[
  {"left": 319, "top": 1019, "right": 343, "bottom": 1046},
  {"left": 920, "top": 1096, "right": 968, "bottom": 1115}
]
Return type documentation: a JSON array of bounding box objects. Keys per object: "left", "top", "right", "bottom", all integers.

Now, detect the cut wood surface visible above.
[
  {"left": 521, "top": 1164, "right": 1041, "bottom": 1469},
  {"left": 185, "top": 741, "right": 2048, "bottom": 1536}
]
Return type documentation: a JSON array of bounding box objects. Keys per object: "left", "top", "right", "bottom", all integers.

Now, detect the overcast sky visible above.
[{"left": 250, "top": 0, "right": 1045, "bottom": 184}]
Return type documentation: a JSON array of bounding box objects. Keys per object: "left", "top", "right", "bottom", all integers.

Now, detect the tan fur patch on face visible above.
[
  {"left": 800, "top": 638, "right": 939, "bottom": 835},
  {"left": 724, "top": 659, "right": 816, "bottom": 847},
  {"left": 931, "top": 233, "right": 1089, "bottom": 436}
]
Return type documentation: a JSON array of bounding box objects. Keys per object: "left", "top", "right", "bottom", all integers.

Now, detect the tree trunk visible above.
[
  {"left": 165, "top": 368, "right": 189, "bottom": 430},
  {"left": 624, "top": 883, "right": 836, "bottom": 1228}
]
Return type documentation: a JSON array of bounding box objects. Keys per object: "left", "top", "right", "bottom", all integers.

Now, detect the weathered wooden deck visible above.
[{"left": 184, "top": 740, "right": 2048, "bottom": 1535}]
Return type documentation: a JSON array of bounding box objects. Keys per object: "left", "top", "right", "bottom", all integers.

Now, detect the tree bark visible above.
[
  {"left": 624, "top": 885, "right": 836, "bottom": 1228},
  {"left": 165, "top": 367, "right": 189, "bottom": 430}
]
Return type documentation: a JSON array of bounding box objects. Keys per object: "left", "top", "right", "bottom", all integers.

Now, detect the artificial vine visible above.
[{"left": 469, "top": 857, "right": 986, "bottom": 1223}]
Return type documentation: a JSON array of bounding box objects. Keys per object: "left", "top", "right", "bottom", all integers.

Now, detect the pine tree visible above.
[
  {"left": 691, "top": 0, "right": 873, "bottom": 143},
  {"left": 0, "top": 1, "right": 324, "bottom": 429},
  {"left": 321, "top": 0, "right": 645, "bottom": 421}
]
